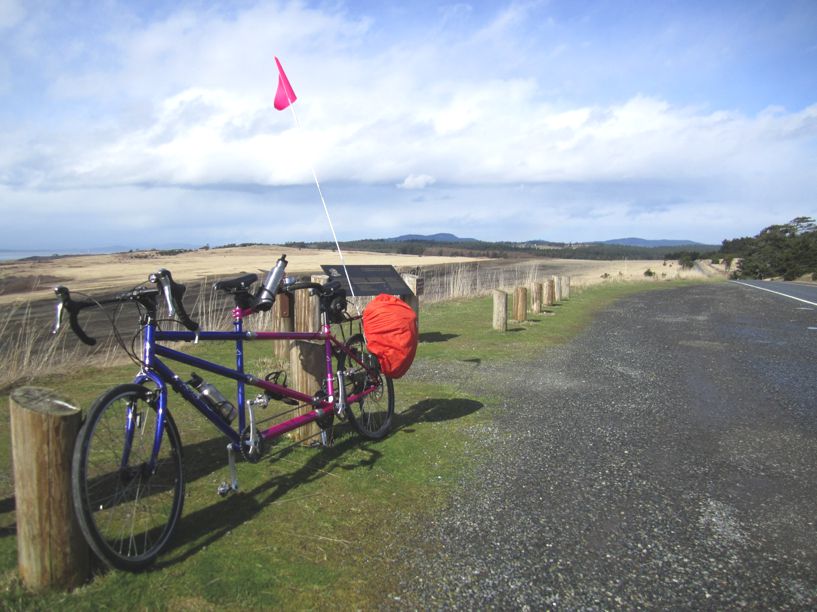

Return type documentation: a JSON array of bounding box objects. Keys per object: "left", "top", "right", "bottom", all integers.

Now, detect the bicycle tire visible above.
[
  {"left": 338, "top": 334, "right": 394, "bottom": 439},
  {"left": 72, "top": 383, "right": 185, "bottom": 571}
]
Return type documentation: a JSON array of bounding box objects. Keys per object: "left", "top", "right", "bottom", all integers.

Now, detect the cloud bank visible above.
[{"left": 1, "top": 1, "right": 816, "bottom": 248}]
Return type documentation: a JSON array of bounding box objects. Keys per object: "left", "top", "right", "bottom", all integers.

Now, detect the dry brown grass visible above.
[
  {"left": 0, "top": 246, "right": 725, "bottom": 389},
  {"left": 0, "top": 245, "right": 487, "bottom": 306}
]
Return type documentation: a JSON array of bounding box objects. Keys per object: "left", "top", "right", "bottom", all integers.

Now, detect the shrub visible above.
[{"left": 678, "top": 255, "right": 695, "bottom": 269}]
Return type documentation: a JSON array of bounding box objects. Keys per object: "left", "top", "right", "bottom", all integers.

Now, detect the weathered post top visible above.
[{"left": 11, "top": 386, "right": 78, "bottom": 415}]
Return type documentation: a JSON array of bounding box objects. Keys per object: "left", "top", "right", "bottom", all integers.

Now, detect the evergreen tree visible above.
[{"left": 723, "top": 217, "right": 817, "bottom": 280}]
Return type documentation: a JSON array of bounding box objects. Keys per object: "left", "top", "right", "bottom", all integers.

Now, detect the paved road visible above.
[
  {"left": 732, "top": 279, "right": 817, "bottom": 306},
  {"left": 392, "top": 283, "right": 817, "bottom": 608}
]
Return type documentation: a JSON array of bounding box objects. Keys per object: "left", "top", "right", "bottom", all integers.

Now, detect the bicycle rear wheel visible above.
[
  {"left": 338, "top": 334, "right": 394, "bottom": 439},
  {"left": 72, "top": 384, "right": 184, "bottom": 571}
]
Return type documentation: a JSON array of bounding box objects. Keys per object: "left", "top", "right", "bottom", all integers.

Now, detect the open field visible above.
[
  {"left": 0, "top": 246, "right": 487, "bottom": 306},
  {"left": 0, "top": 244, "right": 725, "bottom": 306}
]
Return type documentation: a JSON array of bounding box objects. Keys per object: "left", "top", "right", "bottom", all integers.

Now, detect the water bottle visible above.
[
  {"left": 256, "top": 254, "right": 288, "bottom": 311},
  {"left": 189, "top": 373, "right": 236, "bottom": 423}
]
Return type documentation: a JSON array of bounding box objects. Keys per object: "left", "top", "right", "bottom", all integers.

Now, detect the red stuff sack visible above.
[{"left": 362, "top": 294, "right": 419, "bottom": 379}]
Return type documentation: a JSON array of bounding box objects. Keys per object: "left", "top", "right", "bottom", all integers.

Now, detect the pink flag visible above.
[{"left": 274, "top": 56, "right": 297, "bottom": 110}]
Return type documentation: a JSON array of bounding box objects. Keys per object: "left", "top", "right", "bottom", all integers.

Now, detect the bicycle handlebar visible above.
[
  {"left": 149, "top": 268, "right": 199, "bottom": 332},
  {"left": 53, "top": 286, "right": 99, "bottom": 345},
  {"left": 284, "top": 280, "right": 342, "bottom": 296},
  {"left": 53, "top": 269, "right": 199, "bottom": 345},
  {"left": 284, "top": 281, "right": 324, "bottom": 293},
  {"left": 54, "top": 266, "right": 341, "bottom": 346}
]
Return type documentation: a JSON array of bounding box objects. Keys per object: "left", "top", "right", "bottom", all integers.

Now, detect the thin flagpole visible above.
[{"left": 279, "top": 71, "right": 359, "bottom": 307}]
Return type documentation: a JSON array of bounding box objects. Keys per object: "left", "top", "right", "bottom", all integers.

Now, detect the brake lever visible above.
[
  {"left": 149, "top": 269, "right": 199, "bottom": 331},
  {"left": 150, "top": 270, "right": 177, "bottom": 317},
  {"left": 52, "top": 293, "right": 66, "bottom": 335}
]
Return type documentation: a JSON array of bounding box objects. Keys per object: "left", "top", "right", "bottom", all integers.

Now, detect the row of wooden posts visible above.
[
  {"left": 492, "top": 275, "right": 571, "bottom": 332},
  {"left": 8, "top": 272, "right": 422, "bottom": 591}
]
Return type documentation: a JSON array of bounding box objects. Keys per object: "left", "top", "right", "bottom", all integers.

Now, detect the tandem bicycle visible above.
[{"left": 53, "top": 255, "right": 394, "bottom": 571}]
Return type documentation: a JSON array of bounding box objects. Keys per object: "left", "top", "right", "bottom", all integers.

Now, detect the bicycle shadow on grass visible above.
[
  {"left": 393, "top": 397, "right": 484, "bottom": 432},
  {"left": 419, "top": 331, "right": 459, "bottom": 343},
  {"left": 152, "top": 398, "right": 483, "bottom": 569},
  {"left": 153, "top": 425, "right": 383, "bottom": 570}
]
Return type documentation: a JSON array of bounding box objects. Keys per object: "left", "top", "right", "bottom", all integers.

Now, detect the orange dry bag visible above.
[{"left": 362, "top": 294, "right": 419, "bottom": 379}]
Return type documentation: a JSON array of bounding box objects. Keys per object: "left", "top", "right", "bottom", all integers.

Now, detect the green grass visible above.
[
  {"left": 417, "top": 279, "right": 703, "bottom": 362},
  {"left": 0, "top": 279, "right": 695, "bottom": 609}
]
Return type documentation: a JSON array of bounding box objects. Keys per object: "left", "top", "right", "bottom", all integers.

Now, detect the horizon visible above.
[
  {"left": 0, "top": 232, "right": 725, "bottom": 260},
  {"left": 1, "top": 1, "right": 815, "bottom": 249}
]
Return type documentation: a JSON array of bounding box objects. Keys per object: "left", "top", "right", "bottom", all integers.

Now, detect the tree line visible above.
[
  {"left": 287, "top": 238, "right": 703, "bottom": 261},
  {"left": 285, "top": 216, "right": 817, "bottom": 281},
  {"left": 720, "top": 216, "right": 817, "bottom": 281}
]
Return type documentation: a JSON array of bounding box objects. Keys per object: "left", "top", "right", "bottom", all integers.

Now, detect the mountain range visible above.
[
  {"left": 387, "top": 232, "right": 479, "bottom": 243},
  {"left": 387, "top": 233, "right": 712, "bottom": 248},
  {"left": 598, "top": 237, "right": 709, "bottom": 248}
]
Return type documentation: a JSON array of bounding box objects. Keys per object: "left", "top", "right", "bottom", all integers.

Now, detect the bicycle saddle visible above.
[{"left": 213, "top": 273, "right": 258, "bottom": 293}]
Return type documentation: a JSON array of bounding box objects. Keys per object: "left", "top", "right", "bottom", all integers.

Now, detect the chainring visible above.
[{"left": 240, "top": 427, "right": 266, "bottom": 463}]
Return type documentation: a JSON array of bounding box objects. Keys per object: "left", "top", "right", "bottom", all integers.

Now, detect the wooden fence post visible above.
[
  {"left": 272, "top": 292, "right": 293, "bottom": 363},
  {"left": 289, "top": 275, "right": 327, "bottom": 444},
  {"left": 545, "top": 279, "right": 556, "bottom": 307},
  {"left": 552, "top": 275, "right": 562, "bottom": 303},
  {"left": 10, "top": 387, "right": 89, "bottom": 591},
  {"left": 513, "top": 286, "right": 527, "bottom": 322},
  {"left": 563, "top": 276, "right": 571, "bottom": 300},
  {"left": 492, "top": 290, "right": 508, "bottom": 331},
  {"left": 400, "top": 273, "right": 422, "bottom": 326},
  {"left": 531, "top": 282, "right": 543, "bottom": 314}
]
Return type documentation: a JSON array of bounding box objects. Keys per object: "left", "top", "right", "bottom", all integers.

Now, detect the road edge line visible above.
[{"left": 731, "top": 281, "right": 817, "bottom": 307}]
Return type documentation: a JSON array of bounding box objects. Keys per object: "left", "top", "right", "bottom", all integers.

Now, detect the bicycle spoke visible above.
[
  {"left": 73, "top": 385, "right": 184, "bottom": 571},
  {"left": 339, "top": 335, "right": 394, "bottom": 440}
]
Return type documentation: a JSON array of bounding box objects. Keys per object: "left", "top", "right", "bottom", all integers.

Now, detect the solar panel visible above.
[{"left": 320, "top": 264, "right": 412, "bottom": 297}]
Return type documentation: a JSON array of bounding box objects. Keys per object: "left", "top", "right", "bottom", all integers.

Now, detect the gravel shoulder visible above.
[{"left": 390, "top": 283, "right": 817, "bottom": 608}]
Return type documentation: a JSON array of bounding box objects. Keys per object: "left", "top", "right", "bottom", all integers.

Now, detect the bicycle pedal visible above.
[
  {"left": 264, "top": 370, "right": 286, "bottom": 385},
  {"left": 217, "top": 482, "right": 238, "bottom": 497},
  {"left": 264, "top": 371, "right": 300, "bottom": 405}
]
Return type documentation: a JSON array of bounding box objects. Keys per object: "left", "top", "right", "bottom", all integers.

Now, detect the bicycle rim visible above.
[
  {"left": 339, "top": 335, "right": 395, "bottom": 439},
  {"left": 72, "top": 384, "right": 184, "bottom": 571}
]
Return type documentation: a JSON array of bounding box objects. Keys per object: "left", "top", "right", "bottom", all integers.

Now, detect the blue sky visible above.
[{"left": 1, "top": 0, "right": 816, "bottom": 250}]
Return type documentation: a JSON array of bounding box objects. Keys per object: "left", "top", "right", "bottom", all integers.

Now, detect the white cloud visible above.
[
  {"left": 0, "top": 1, "right": 815, "bottom": 248},
  {"left": 397, "top": 174, "right": 436, "bottom": 189}
]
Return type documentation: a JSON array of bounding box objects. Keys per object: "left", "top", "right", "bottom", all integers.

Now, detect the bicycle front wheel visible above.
[
  {"left": 338, "top": 334, "right": 395, "bottom": 439},
  {"left": 72, "top": 384, "right": 184, "bottom": 571}
]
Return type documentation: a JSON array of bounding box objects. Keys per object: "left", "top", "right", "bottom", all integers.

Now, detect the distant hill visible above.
[
  {"left": 599, "top": 238, "right": 715, "bottom": 248},
  {"left": 294, "top": 232, "right": 723, "bottom": 262},
  {"left": 387, "top": 233, "right": 480, "bottom": 243}
]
